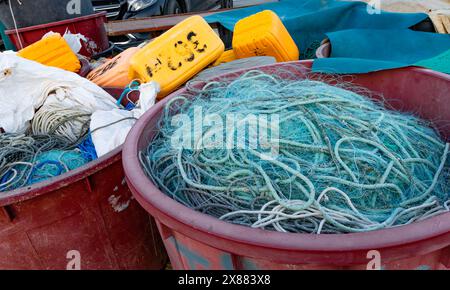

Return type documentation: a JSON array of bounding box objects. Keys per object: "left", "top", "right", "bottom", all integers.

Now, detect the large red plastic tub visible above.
[
  {"left": 0, "top": 89, "right": 167, "bottom": 270},
  {"left": 123, "top": 61, "right": 450, "bottom": 270},
  {"left": 5, "top": 13, "right": 109, "bottom": 57}
]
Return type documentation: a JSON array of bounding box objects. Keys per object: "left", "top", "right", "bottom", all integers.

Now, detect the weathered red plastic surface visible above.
[
  {"left": 6, "top": 13, "right": 109, "bottom": 57},
  {"left": 123, "top": 60, "right": 450, "bottom": 270},
  {"left": 78, "top": 58, "right": 91, "bottom": 77},
  {"left": 0, "top": 89, "right": 167, "bottom": 270}
]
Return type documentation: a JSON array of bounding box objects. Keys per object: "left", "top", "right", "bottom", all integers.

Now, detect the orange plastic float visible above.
[
  {"left": 17, "top": 33, "right": 81, "bottom": 72},
  {"left": 129, "top": 16, "right": 224, "bottom": 98},
  {"left": 213, "top": 49, "right": 237, "bottom": 66},
  {"left": 232, "top": 10, "right": 299, "bottom": 62},
  {"left": 88, "top": 47, "right": 140, "bottom": 87}
]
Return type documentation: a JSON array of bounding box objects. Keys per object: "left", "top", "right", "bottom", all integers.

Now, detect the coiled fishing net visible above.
[
  {"left": 28, "top": 150, "right": 90, "bottom": 185},
  {"left": 140, "top": 70, "right": 450, "bottom": 234}
]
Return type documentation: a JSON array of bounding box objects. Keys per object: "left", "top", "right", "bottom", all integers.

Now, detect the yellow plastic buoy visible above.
[
  {"left": 129, "top": 16, "right": 225, "bottom": 98},
  {"left": 88, "top": 47, "right": 140, "bottom": 87},
  {"left": 17, "top": 33, "right": 81, "bottom": 73},
  {"left": 212, "top": 49, "right": 237, "bottom": 67},
  {"left": 232, "top": 10, "right": 299, "bottom": 62}
]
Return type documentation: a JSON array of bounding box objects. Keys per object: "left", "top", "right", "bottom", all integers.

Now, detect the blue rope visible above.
[
  {"left": 77, "top": 133, "right": 98, "bottom": 162},
  {"left": 116, "top": 80, "right": 140, "bottom": 110}
]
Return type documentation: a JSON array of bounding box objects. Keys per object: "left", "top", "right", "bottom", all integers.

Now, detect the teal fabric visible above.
[
  {"left": 0, "top": 21, "right": 14, "bottom": 51},
  {"left": 415, "top": 49, "right": 450, "bottom": 74},
  {"left": 205, "top": 0, "right": 427, "bottom": 59},
  {"left": 313, "top": 29, "right": 450, "bottom": 73}
]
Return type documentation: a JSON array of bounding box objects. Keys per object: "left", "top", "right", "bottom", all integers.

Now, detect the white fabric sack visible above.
[
  {"left": 62, "top": 30, "right": 88, "bottom": 55},
  {"left": 91, "top": 82, "right": 159, "bottom": 157},
  {"left": 0, "top": 52, "right": 117, "bottom": 133}
]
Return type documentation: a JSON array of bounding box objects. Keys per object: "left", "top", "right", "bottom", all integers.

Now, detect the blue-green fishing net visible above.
[{"left": 140, "top": 70, "right": 450, "bottom": 234}]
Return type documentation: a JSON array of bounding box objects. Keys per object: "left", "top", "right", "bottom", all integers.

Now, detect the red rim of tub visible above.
[
  {"left": 123, "top": 60, "right": 450, "bottom": 254},
  {"left": 5, "top": 12, "right": 107, "bottom": 35}
]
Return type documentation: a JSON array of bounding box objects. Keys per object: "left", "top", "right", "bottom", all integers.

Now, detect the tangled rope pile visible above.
[
  {"left": 141, "top": 70, "right": 450, "bottom": 234},
  {"left": 0, "top": 133, "right": 93, "bottom": 193},
  {"left": 0, "top": 100, "right": 99, "bottom": 194},
  {"left": 31, "top": 104, "right": 92, "bottom": 144}
]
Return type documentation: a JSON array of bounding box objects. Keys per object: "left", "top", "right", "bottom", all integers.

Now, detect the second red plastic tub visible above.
[
  {"left": 123, "top": 60, "right": 450, "bottom": 270},
  {"left": 6, "top": 12, "right": 109, "bottom": 57},
  {"left": 0, "top": 89, "right": 167, "bottom": 270}
]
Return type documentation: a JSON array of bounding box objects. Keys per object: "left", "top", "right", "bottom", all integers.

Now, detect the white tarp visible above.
[
  {"left": 90, "top": 82, "right": 159, "bottom": 157},
  {"left": 0, "top": 51, "right": 117, "bottom": 133}
]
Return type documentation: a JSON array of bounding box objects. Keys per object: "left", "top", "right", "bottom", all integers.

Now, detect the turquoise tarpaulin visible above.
[
  {"left": 313, "top": 29, "right": 450, "bottom": 74},
  {"left": 415, "top": 48, "right": 450, "bottom": 74},
  {"left": 205, "top": 0, "right": 428, "bottom": 59},
  {"left": 0, "top": 21, "right": 15, "bottom": 51}
]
